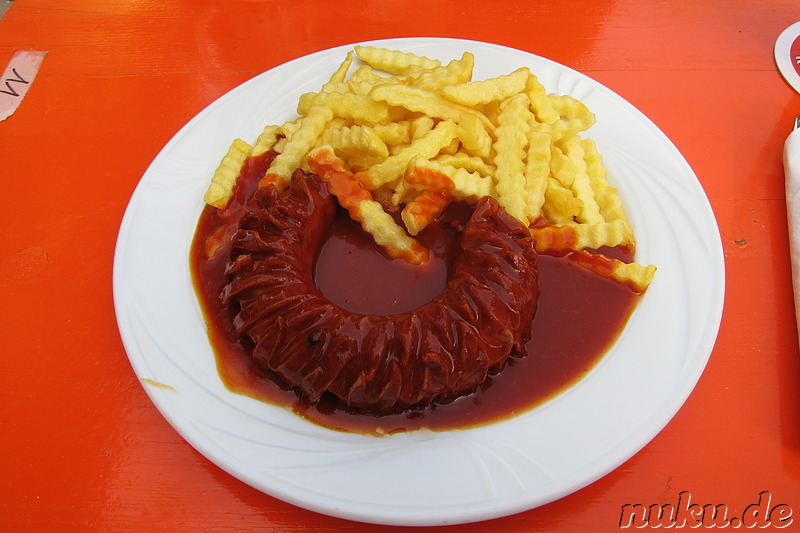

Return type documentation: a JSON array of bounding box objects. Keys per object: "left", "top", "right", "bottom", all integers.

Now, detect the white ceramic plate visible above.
[{"left": 113, "top": 38, "right": 724, "bottom": 526}]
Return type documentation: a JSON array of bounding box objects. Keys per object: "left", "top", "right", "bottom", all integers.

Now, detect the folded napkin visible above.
[{"left": 785, "top": 125, "right": 800, "bottom": 344}]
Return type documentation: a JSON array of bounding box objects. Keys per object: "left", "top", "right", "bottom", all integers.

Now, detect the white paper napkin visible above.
[{"left": 784, "top": 125, "right": 800, "bottom": 344}]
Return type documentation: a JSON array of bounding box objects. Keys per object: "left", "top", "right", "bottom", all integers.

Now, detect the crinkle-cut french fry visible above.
[
  {"left": 297, "top": 90, "right": 391, "bottom": 124},
  {"left": 390, "top": 179, "right": 417, "bottom": 206},
  {"left": 493, "top": 93, "right": 532, "bottom": 223},
  {"left": 403, "top": 157, "right": 455, "bottom": 191},
  {"left": 347, "top": 72, "right": 417, "bottom": 97},
  {"left": 272, "top": 137, "right": 287, "bottom": 154},
  {"left": 350, "top": 67, "right": 439, "bottom": 97},
  {"left": 404, "top": 157, "right": 495, "bottom": 203},
  {"left": 204, "top": 138, "right": 252, "bottom": 209},
  {"left": 307, "top": 146, "right": 429, "bottom": 264},
  {"left": 276, "top": 118, "right": 302, "bottom": 142},
  {"left": 318, "top": 79, "right": 382, "bottom": 97},
  {"left": 282, "top": 118, "right": 303, "bottom": 132},
  {"left": 440, "top": 66, "right": 530, "bottom": 107},
  {"left": 371, "top": 120, "right": 414, "bottom": 145},
  {"left": 346, "top": 77, "right": 385, "bottom": 97},
  {"left": 580, "top": 137, "right": 610, "bottom": 190},
  {"left": 344, "top": 157, "right": 371, "bottom": 173},
  {"left": 543, "top": 177, "right": 582, "bottom": 224},
  {"left": 354, "top": 120, "right": 459, "bottom": 190},
  {"left": 326, "top": 50, "right": 354, "bottom": 85},
  {"left": 401, "top": 190, "right": 450, "bottom": 235},
  {"left": 463, "top": 145, "right": 496, "bottom": 165},
  {"left": 534, "top": 94, "right": 596, "bottom": 140},
  {"left": 324, "top": 117, "right": 353, "bottom": 131},
  {"left": 566, "top": 250, "right": 656, "bottom": 293},
  {"left": 433, "top": 152, "right": 495, "bottom": 177},
  {"left": 552, "top": 94, "right": 595, "bottom": 124},
  {"left": 388, "top": 142, "right": 409, "bottom": 156},
  {"left": 296, "top": 93, "right": 321, "bottom": 111},
  {"left": 260, "top": 105, "right": 333, "bottom": 190},
  {"left": 350, "top": 64, "right": 382, "bottom": 84},
  {"left": 557, "top": 136, "right": 603, "bottom": 224},
  {"left": 581, "top": 137, "right": 630, "bottom": 225},
  {"left": 549, "top": 143, "right": 577, "bottom": 187},
  {"left": 525, "top": 73, "right": 560, "bottom": 124},
  {"left": 317, "top": 81, "right": 352, "bottom": 95},
  {"left": 523, "top": 129, "right": 551, "bottom": 220},
  {"left": 529, "top": 219, "right": 634, "bottom": 253},
  {"left": 357, "top": 201, "right": 429, "bottom": 263},
  {"left": 409, "top": 52, "right": 474, "bottom": 91},
  {"left": 440, "top": 136, "right": 461, "bottom": 155},
  {"left": 250, "top": 125, "right": 282, "bottom": 157},
  {"left": 481, "top": 100, "right": 501, "bottom": 128},
  {"left": 354, "top": 45, "right": 441, "bottom": 74},
  {"left": 320, "top": 124, "right": 389, "bottom": 165},
  {"left": 368, "top": 84, "right": 495, "bottom": 132},
  {"left": 456, "top": 113, "right": 493, "bottom": 159},
  {"left": 411, "top": 115, "right": 435, "bottom": 141},
  {"left": 347, "top": 67, "right": 411, "bottom": 97}
]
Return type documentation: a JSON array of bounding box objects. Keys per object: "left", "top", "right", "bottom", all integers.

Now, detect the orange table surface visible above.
[{"left": 2, "top": 0, "right": 800, "bottom": 531}]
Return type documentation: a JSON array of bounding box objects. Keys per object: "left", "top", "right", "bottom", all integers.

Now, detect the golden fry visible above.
[
  {"left": 566, "top": 250, "right": 656, "bottom": 294},
  {"left": 557, "top": 136, "right": 603, "bottom": 224},
  {"left": 581, "top": 138, "right": 630, "bottom": 225},
  {"left": 250, "top": 125, "right": 281, "bottom": 157},
  {"left": 371, "top": 120, "right": 414, "bottom": 145},
  {"left": 525, "top": 73, "right": 559, "bottom": 124},
  {"left": 410, "top": 52, "right": 475, "bottom": 91},
  {"left": 534, "top": 94, "right": 596, "bottom": 140},
  {"left": 368, "top": 84, "right": 494, "bottom": 132},
  {"left": 297, "top": 90, "right": 392, "bottom": 123},
  {"left": 326, "top": 50, "right": 354, "bottom": 85},
  {"left": 203, "top": 138, "right": 252, "bottom": 209},
  {"left": 401, "top": 190, "right": 450, "bottom": 235},
  {"left": 353, "top": 120, "right": 459, "bottom": 189},
  {"left": 354, "top": 45, "right": 441, "bottom": 74},
  {"left": 523, "top": 129, "right": 551, "bottom": 220},
  {"left": 543, "top": 177, "right": 582, "bottom": 224},
  {"left": 404, "top": 157, "right": 495, "bottom": 203},
  {"left": 440, "top": 66, "right": 529, "bottom": 107},
  {"left": 456, "top": 113, "right": 493, "bottom": 160},
  {"left": 433, "top": 152, "right": 495, "bottom": 177},
  {"left": 492, "top": 93, "right": 532, "bottom": 223},
  {"left": 529, "top": 219, "right": 634, "bottom": 253},
  {"left": 261, "top": 105, "right": 333, "bottom": 189},
  {"left": 320, "top": 124, "right": 390, "bottom": 167}
]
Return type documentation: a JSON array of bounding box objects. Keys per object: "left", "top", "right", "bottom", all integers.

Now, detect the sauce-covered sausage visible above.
[{"left": 221, "top": 171, "right": 539, "bottom": 413}]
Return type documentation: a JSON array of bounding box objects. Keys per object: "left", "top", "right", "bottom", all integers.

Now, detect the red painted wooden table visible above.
[{"left": 2, "top": 1, "right": 799, "bottom": 531}]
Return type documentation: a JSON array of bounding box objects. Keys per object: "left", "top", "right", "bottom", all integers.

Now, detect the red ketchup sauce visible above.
[{"left": 190, "top": 153, "right": 640, "bottom": 435}]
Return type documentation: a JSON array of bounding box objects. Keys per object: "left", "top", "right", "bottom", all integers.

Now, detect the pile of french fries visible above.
[{"left": 204, "top": 45, "right": 656, "bottom": 292}]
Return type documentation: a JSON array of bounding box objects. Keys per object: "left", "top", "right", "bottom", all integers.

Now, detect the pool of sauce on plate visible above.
[{"left": 190, "top": 153, "right": 640, "bottom": 435}]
